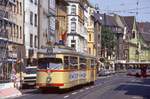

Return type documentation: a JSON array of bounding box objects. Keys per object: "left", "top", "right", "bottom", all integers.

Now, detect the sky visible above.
[{"left": 90, "top": 0, "right": 150, "bottom": 22}]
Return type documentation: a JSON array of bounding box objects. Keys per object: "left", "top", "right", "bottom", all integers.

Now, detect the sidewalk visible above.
[{"left": 0, "top": 82, "right": 22, "bottom": 99}]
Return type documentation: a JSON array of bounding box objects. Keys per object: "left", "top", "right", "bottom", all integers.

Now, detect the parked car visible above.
[
  {"left": 127, "top": 69, "right": 141, "bottom": 76},
  {"left": 98, "top": 69, "right": 111, "bottom": 76},
  {"left": 22, "top": 66, "right": 37, "bottom": 88},
  {"left": 109, "top": 70, "right": 116, "bottom": 75}
]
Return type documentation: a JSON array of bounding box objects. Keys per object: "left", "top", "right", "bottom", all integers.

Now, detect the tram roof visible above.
[{"left": 52, "top": 46, "right": 96, "bottom": 58}]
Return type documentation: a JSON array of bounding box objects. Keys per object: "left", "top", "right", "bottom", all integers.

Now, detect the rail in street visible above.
[{"left": 13, "top": 73, "right": 150, "bottom": 99}]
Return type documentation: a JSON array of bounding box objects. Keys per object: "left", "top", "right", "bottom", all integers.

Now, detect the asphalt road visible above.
[{"left": 14, "top": 73, "right": 150, "bottom": 99}]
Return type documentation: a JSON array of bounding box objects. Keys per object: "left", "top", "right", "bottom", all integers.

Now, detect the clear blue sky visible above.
[{"left": 90, "top": 0, "right": 150, "bottom": 22}]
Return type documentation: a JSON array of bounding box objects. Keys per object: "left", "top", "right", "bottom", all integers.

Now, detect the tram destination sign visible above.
[{"left": 47, "top": 47, "right": 53, "bottom": 55}]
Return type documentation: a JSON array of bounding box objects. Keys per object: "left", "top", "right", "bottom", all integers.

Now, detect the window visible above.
[
  {"left": 132, "top": 31, "right": 135, "bottom": 38},
  {"left": 71, "top": 44, "right": 75, "bottom": 48},
  {"left": 14, "top": 24, "right": 16, "bottom": 37},
  {"left": 20, "top": 26, "right": 22, "bottom": 39},
  {"left": 70, "top": 56, "right": 78, "bottom": 69},
  {"left": 38, "top": 58, "right": 62, "bottom": 70},
  {"left": 64, "top": 56, "right": 69, "bottom": 69},
  {"left": 80, "top": 58, "right": 87, "bottom": 69},
  {"left": 20, "top": 2, "right": 22, "bottom": 15},
  {"left": 89, "top": 34, "right": 91, "bottom": 41},
  {"left": 30, "top": 11, "right": 33, "bottom": 25},
  {"left": 17, "top": 1, "right": 19, "bottom": 13},
  {"left": 71, "top": 22, "right": 76, "bottom": 32},
  {"left": 89, "top": 48, "right": 91, "bottom": 54},
  {"left": 34, "top": 35, "right": 37, "bottom": 48},
  {"left": 34, "top": 0, "right": 37, "bottom": 5},
  {"left": 30, "top": 0, "right": 33, "bottom": 3},
  {"left": 71, "top": 5, "right": 76, "bottom": 15},
  {"left": 16, "top": 25, "right": 19, "bottom": 38},
  {"left": 14, "top": 5, "right": 16, "bottom": 13},
  {"left": 30, "top": 34, "right": 33, "bottom": 47},
  {"left": 34, "top": 14, "right": 37, "bottom": 26},
  {"left": 71, "top": 40, "right": 76, "bottom": 48},
  {"left": 91, "top": 60, "right": 95, "bottom": 68}
]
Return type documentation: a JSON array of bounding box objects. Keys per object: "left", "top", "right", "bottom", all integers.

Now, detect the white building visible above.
[
  {"left": 38, "top": 0, "right": 56, "bottom": 57},
  {"left": 66, "top": 0, "right": 88, "bottom": 53},
  {"left": 24, "top": 0, "right": 38, "bottom": 58}
]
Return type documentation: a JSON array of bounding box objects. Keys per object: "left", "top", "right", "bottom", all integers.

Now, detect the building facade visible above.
[
  {"left": 0, "top": 0, "right": 24, "bottom": 82},
  {"left": 55, "top": 0, "right": 68, "bottom": 44},
  {"left": 24, "top": 0, "right": 38, "bottom": 59},
  {"left": 38, "top": 0, "right": 56, "bottom": 57},
  {"left": 93, "top": 11, "right": 102, "bottom": 58},
  {"left": 87, "top": 7, "right": 96, "bottom": 56},
  {"left": 66, "top": 0, "right": 88, "bottom": 53}
]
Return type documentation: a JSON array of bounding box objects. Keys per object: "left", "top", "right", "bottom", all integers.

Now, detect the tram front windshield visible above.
[{"left": 38, "top": 58, "right": 62, "bottom": 70}]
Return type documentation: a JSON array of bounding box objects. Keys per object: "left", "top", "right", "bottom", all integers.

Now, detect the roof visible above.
[
  {"left": 93, "top": 12, "right": 102, "bottom": 24},
  {"left": 141, "top": 32, "right": 150, "bottom": 42},
  {"left": 138, "top": 22, "right": 150, "bottom": 33},
  {"left": 100, "top": 14, "right": 118, "bottom": 27},
  {"left": 123, "top": 16, "right": 135, "bottom": 31},
  {"left": 137, "top": 22, "right": 150, "bottom": 42}
]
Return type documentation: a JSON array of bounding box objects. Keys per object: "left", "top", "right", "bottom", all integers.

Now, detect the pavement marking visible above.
[
  {"left": 90, "top": 86, "right": 94, "bottom": 88},
  {"left": 132, "top": 96, "right": 142, "bottom": 99},
  {"left": 85, "top": 87, "right": 89, "bottom": 90},
  {"left": 64, "top": 95, "right": 69, "bottom": 98},
  {"left": 98, "top": 83, "right": 102, "bottom": 86},
  {"left": 122, "top": 83, "right": 150, "bottom": 87},
  {"left": 72, "top": 92, "right": 78, "bottom": 95},
  {"left": 131, "top": 79, "right": 136, "bottom": 82},
  {"left": 79, "top": 89, "right": 84, "bottom": 92}
]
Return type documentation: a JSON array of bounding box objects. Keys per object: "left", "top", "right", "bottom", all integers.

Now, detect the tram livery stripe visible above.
[
  {"left": 37, "top": 83, "right": 64, "bottom": 87},
  {"left": 37, "top": 69, "right": 93, "bottom": 72}
]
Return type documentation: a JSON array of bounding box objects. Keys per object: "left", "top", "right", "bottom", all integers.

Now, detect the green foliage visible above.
[{"left": 101, "top": 27, "right": 116, "bottom": 56}]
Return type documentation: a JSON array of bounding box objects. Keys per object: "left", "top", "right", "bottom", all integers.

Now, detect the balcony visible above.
[
  {"left": 0, "top": 0, "right": 16, "bottom": 6},
  {"left": 0, "top": 29, "right": 9, "bottom": 39},
  {"left": 65, "top": 0, "right": 86, "bottom": 6},
  {"left": 0, "top": 10, "right": 9, "bottom": 19},
  {"left": 8, "top": 0, "right": 16, "bottom": 5}
]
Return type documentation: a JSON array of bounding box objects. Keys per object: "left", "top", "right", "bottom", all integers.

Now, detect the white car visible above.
[
  {"left": 98, "top": 69, "right": 111, "bottom": 76},
  {"left": 22, "top": 66, "right": 37, "bottom": 88}
]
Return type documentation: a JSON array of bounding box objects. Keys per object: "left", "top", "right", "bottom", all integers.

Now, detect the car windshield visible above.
[{"left": 25, "top": 68, "right": 37, "bottom": 74}]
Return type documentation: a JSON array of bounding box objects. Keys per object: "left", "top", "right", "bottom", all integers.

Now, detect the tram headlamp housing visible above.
[{"left": 47, "top": 77, "right": 51, "bottom": 83}]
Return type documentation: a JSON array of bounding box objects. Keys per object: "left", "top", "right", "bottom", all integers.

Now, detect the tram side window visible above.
[
  {"left": 70, "top": 56, "right": 78, "bottom": 69},
  {"left": 64, "top": 56, "right": 69, "bottom": 69},
  {"left": 80, "top": 58, "right": 87, "bottom": 69}
]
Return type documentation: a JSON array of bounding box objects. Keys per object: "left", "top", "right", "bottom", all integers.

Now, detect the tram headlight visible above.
[{"left": 47, "top": 76, "right": 51, "bottom": 83}]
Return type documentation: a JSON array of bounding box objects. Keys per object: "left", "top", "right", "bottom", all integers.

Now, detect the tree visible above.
[{"left": 101, "top": 27, "right": 116, "bottom": 58}]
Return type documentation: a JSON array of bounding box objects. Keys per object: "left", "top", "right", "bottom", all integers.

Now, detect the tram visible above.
[
  {"left": 124, "top": 62, "right": 150, "bottom": 77},
  {"left": 36, "top": 46, "right": 97, "bottom": 90}
]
